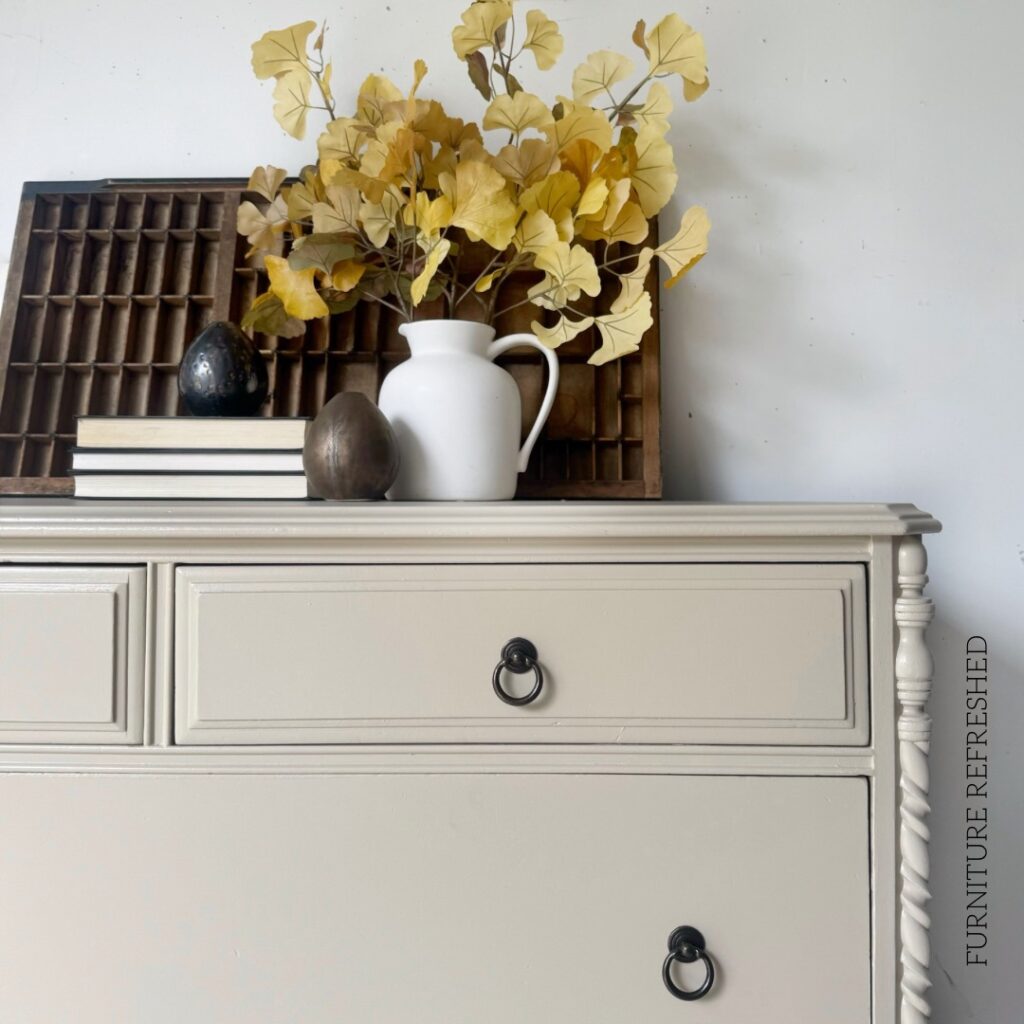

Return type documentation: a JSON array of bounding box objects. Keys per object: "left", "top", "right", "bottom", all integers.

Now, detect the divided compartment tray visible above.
[{"left": 0, "top": 179, "right": 661, "bottom": 497}]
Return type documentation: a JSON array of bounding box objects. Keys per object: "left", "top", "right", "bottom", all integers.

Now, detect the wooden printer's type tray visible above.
[{"left": 0, "top": 179, "right": 662, "bottom": 497}]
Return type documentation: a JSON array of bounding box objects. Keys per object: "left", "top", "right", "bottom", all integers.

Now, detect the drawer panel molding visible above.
[
  {"left": 175, "top": 563, "right": 868, "bottom": 746},
  {"left": 0, "top": 565, "right": 145, "bottom": 744}
]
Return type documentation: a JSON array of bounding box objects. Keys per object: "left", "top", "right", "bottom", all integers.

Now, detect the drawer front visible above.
[
  {"left": 0, "top": 566, "right": 145, "bottom": 744},
  {"left": 176, "top": 563, "right": 867, "bottom": 745},
  {"left": 0, "top": 773, "right": 870, "bottom": 1023}
]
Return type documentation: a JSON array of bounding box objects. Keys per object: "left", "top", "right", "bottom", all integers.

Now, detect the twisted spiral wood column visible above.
[{"left": 896, "top": 536, "right": 935, "bottom": 1023}]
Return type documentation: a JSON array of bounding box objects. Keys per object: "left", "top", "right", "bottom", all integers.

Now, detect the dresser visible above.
[{"left": 0, "top": 500, "right": 939, "bottom": 1024}]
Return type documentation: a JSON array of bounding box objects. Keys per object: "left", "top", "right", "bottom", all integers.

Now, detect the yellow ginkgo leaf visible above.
[
  {"left": 411, "top": 59, "right": 428, "bottom": 99},
  {"left": 475, "top": 272, "right": 499, "bottom": 293},
  {"left": 492, "top": 139, "right": 560, "bottom": 187},
  {"left": 241, "top": 290, "right": 306, "bottom": 339},
  {"left": 634, "top": 82, "right": 673, "bottom": 131},
  {"left": 440, "top": 161, "right": 517, "bottom": 251},
  {"left": 359, "top": 133, "right": 414, "bottom": 185},
  {"left": 544, "top": 100, "right": 613, "bottom": 154},
  {"left": 684, "top": 76, "right": 710, "bottom": 102},
  {"left": 318, "top": 158, "right": 344, "bottom": 187},
  {"left": 321, "top": 61, "right": 334, "bottom": 104},
  {"left": 411, "top": 238, "right": 452, "bottom": 305},
  {"left": 608, "top": 201, "right": 651, "bottom": 245},
  {"left": 519, "top": 171, "right": 581, "bottom": 242},
  {"left": 610, "top": 248, "right": 654, "bottom": 313},
  {"left": 451, "top": 0, "right": 513, "bottom": 60},
  {"left": 631, "top": 124, "right": 678, "bottom": 217},
  {"left": 559, "top": 139, "right": 601, "bottom": 188},
  {"left": 237, "top": 195, "right": 288, "bottom": 256},
  {"left": 331, "top": 260, "right": 367, "bottom": 293},
  {"left": 645, "top": 13, "right": 708, "bottom": 99},
  {"left": 589, "top": 292, "right": 654, "bottom": 366},
  {"left": 359, "top": 192, "right": 402, "bottom": 248},
  {"left": 431, "top": 113, "right": 483, "bottom": 150},
  {"left": 483, "top": 92, "right": 554, "bottom": 135},
  {"left": 655, "top": 205, "right": 710, "bottom": 286},
  {"left": 580, "top": 199, "right": 649, "bottom": 246},
  {"left": 311, "top": 202, "right": 349, "bottom": 235},
  {"left": 403, "top": 191, "right": 454, "bottom": 241},
  {"left": 531, "top": 313, "right": 596, "bottom": 349},
  {"left": 458, "top": 137, "right": 490, "bottom": 164},
  {"left": 311, "top": 184, "right": 361, "bottom": 235},
  {"left": 247, "top": 165, "right": 288, "bottom": 202},
  {"left": 273, "top": 71, "right": 312, "bottom": 140},
  {"left": 385, "top": 98, "right": 449, "bottom": 141},
  {"left": 422, "top": 144, "right": 458, "bottom": 190},
  {"left": 528, "top": 242, "right": 602, "bottom": 309},
  {"left": 577, "top": 176, "right": 609, "bottom": 218},
  {"left": 571, "top": 50, "right": 634, "bottom": 105},
  {"left": 602, "top": 178, "right": 632, "bottom": 229},
  {"left": 522, "top": 9, "right": 564, "bottom": 70},
  {"left": 332, "top": 167, "right": 389, "bottom": 205},
  {"left": 595, "top": 145, "right": 628, "bottom": 185},
  {"left": 287, "top": 234, "right": 357, "bottom": 276},
  {"left": 357, "top": 73, "right": 403, "bottom": 125},
  {"left": 265, "top": 254, "right": 328, "bottom": 320},
  {"left": 251, "top": 21, "right": 316, "bottom": 80},
  {"left": 631, "top": 19, "right": 650, "bottom": 58},
  {"left": 318, "top": 118, "right": 370, "bottom": 167},
  {"left": 373, "top": 118, "right": 410, "bottom": 149},
  {"left": 513, "top": 210, "right": 560, "bottom": 254},
  {"left": 285, "top": 174, "right": 324, "bottom": 224}
]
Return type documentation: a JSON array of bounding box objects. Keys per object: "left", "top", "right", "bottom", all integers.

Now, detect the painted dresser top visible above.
[{"left": 0, "top": 500, "right": 940, "bottom": 542}]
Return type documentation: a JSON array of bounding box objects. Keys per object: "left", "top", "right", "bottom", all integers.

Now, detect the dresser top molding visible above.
[{"left": 0, "top": 499, "right": 939, "bottom": 543}]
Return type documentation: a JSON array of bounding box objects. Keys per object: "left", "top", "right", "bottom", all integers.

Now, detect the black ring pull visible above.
[
  {"left": 662, "top": 926, "right": 715, "bottom": 1002},
  {"left": 492, "top": 638, "right": 544, "bottom": 706}
]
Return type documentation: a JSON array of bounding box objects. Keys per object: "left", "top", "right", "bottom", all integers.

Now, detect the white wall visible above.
[{"left": 2, "top": 1, "right": 1020, "bottom": 1018}]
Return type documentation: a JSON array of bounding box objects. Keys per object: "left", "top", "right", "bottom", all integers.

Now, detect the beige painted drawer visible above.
[
  {"left": 0, "top": 566, "right": 145, "bottom": 744},
  {"left": 0, "top": 773, "right": 869, "bottom": 1022},
  {"left": 175, "top": 563, "right": 867, "bottom": 745}
]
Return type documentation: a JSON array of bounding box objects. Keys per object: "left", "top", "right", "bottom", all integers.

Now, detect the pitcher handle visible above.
[{"left": 487, "top": 332, "right": 560, "bottom": 474}]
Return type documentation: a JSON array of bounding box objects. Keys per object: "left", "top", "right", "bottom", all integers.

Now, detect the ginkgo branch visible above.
[
  {"left": 454, "top": 247, "right": 508, "bottom": 307},
  {"left": 606, "top": 74, "right": 655, "bottom": 120},
  {"left": 493, "top": 250, "right": 649, "bottom": 317}
]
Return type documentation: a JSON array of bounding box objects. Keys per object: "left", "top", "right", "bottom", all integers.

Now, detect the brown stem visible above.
[
  {"left": 369, "top": 294, "right": 409, "bottom": 317},
  {"left": 606, "top": 73, "right": 655, "bottom": 121},
  {"left": 454, "top": 247, "right": 508, "bottom": 309},
  {"left": 311, "top": 66, "right": 336, "bottom": 121}
]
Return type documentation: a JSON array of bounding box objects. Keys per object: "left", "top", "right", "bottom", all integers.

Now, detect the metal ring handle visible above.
[
  {"left": 661, "top": 927, "right": 715, "bottom": 1002},
  {"left": 492, "top": 637, "right": 544, "bottom": 706}
]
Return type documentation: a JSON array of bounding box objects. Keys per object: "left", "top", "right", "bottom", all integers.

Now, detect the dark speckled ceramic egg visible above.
[{"left": 178, "top": 321, "right": 269, "bottom": 416}]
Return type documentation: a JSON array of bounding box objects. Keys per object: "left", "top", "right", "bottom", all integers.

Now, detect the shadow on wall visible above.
[{"left": 657, "top": 114, "right": 887, "bottom": 500}]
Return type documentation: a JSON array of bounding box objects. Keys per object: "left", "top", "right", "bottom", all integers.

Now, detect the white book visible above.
[
  {"left": 72, "top": 449, "right": 305, "bottom": 473},
  {"left": 74, "top": 474, "right": 310, "bottom": 500},
  {"left": 76, "top": 416, "right": 310, "bottom": 451}
]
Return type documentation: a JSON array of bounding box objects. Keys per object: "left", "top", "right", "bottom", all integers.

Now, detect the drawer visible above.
[
  {"left": 0, "top": 566, "right": 145, "bottom": 744},
  {"left": 175, "top": 563, "right": 867, "bottom": 745},
  {"left": 0, "top": 773, "right": 870, "bottom": 1022}
]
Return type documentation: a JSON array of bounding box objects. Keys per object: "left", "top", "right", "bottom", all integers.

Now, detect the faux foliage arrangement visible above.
[{"left": 240, "top": 1, "right": 711, "bottom": 365}]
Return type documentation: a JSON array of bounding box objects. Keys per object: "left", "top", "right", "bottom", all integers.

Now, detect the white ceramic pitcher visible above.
[{"left": 378, "top": 319, "right": 559, "bottom": 501}]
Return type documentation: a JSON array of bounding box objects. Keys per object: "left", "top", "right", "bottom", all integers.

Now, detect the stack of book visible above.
[{"left": 72, "top": 417, "right": 310, "bottom": 499}]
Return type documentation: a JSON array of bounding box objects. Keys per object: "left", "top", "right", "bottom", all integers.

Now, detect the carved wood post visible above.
[{"left": 896, "top": 536, "right": 934, "bottom": 1023}]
